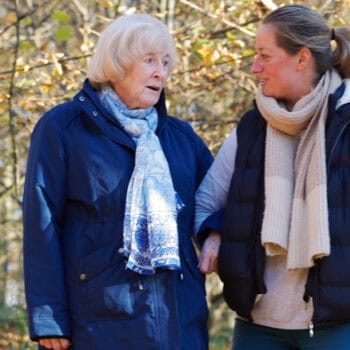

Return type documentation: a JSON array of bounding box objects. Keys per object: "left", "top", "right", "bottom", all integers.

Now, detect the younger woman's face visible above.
[{"left": 251, "top": 24, "right": 311, "bottom": 109}]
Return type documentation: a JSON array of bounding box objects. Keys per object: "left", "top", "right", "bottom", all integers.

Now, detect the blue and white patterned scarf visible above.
[{"left": 99, "top": 86, "right": 183, "bottom": 274}]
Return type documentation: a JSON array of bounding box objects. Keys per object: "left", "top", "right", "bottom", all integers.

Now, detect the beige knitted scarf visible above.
[{"left": 257, "top": 69, "right": 342, "bottom": 269}]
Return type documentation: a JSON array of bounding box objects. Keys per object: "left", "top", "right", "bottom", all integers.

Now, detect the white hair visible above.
[{"left": 87, "top": 14, "right": 177, "bottom": 89}]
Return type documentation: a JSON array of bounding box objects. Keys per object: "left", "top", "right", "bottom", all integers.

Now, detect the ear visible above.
[{"left": 296, "top": 47, "right": 312, "bottom": 71}]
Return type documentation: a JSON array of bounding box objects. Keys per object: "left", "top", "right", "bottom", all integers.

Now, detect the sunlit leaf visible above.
[
  {"left": 0, "top": 114, "right": 9, "bottom": 124},
  {"left": 226, "top": 32, "right": 238, "bottom": 41},
  {"left": 0, "top": 101, "right": 7, "bottom": 114},
  {"left": 207, "top": 70, "right": 220, "bottom": 79},
  {"left": 6, "top": 12, "right": 16, "bottom": 23},
  {"left": 21, "top": 17, "right": 32, "bottom": 25},
  {"left": 19, "top": 41, "right": 33, "bottom": 49},
  {"left": 51, "top": 9, "right": 71, "bottom": 23},
  {"left": 41, "top": 73, "right": 53, "bottom": 85},
  {"left": 242, "top": 48, "right": 255, "bottom": 57},
  {"left": 55, "top": 25, "right": 73, "bottom": 41},
  {"left": 39, "top": 85, "right": 51, "bottom": 94},
  {"left": 203, "top": 49, "right": 220, "bottom": 67},
  {"left": 192, "top": 39, "right": 212, "bottom": 52},
  {"left": 99, "top": 0, "right": 113, "bottom": 8},
  {"left": 53, "top": 63, "right": 63, "bottom": 77}
]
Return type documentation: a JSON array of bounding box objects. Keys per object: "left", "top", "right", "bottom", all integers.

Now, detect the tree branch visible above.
[
  {"left": 259, "top": 0, "right": 278, "bottom": 11},
  {"left": 209, "top": 17, "right": 260, "bottom": 38},
  {"left": 8, "top": 0, "right": 20, "bottom": 196},
  {"left": 179, "top": 0, "right": 255, "bottom": 37},
  {"left": 0, "top": 0, "right": 52, "bottom": 37},
  {"left": 0, "top": 54, "right": 92, "bottom": 76}
]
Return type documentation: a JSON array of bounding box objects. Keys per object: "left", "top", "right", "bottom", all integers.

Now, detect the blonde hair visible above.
[
  {"left": 264, "top": 5, "right": 350, "bottom": 78},
  {"left": 87, "top": 14, "right": 177, "bottom": 89}
]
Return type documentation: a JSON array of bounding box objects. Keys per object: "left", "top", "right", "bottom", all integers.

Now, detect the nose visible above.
[
  {"left": 250, "top": 58, "right": 262, "bottom": 74},
  {"left": 153, "top": 62, "right": 167, "bottom": 79}
]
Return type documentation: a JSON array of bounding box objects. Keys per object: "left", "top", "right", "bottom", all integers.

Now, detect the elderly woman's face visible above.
[
  {"left": 111, "top": 52, "right": 169, "bottom": 109},
  {"left": 250, "top": 24, "right": 309, "bottom": 108}
]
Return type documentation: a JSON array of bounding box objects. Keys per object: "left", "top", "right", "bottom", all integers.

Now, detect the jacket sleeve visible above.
[
  {"left": 23, "top": 112, "right": 71, "bottom": 340},
  {"left": 195, "top": 208, "right": 225, "bottom": 246}
]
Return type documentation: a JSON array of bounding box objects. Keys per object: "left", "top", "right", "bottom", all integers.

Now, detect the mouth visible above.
[{"left": 146, "top": 85, "right": 162, "bottom": 92}]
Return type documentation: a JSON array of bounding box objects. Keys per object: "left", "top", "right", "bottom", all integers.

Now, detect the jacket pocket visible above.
[
  {"left": 76, "top": 244, "right": 136, "bottom": 321},
  {"left": 86, "top": 263, "right": 135, "bottom": 320}
]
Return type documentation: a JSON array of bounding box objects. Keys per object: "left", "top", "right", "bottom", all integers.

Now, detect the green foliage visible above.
[
  {"left": 55, "top": 25, "right": 73, "bottom": 41},
  {"left": 51, "top": 9, "right": 71, "bottom": 23},
  {"left": 0, "top": 306, "right": 34, "bottom": 350},
  {"left": 19, "top": 41, "right": 33, "bottom": 50},
  {"left": 0, "top": 306, "right": 26, "bottom": 331},
  {"left": 210, "top": 325, "right": 234, "bottom": 350}
]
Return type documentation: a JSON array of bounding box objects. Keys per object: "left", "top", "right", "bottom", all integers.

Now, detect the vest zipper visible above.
[
  {"left": 308, "top": 321, "right": 314, "bottom": 338},
  {"left": 327, "top": 119, "right": 350, "bottom": 168},
  {"left": 304, "top": 294, "right": 314, "bottom": 337},
  {"left": 303, "top": 104, "right": 350, "bottom": 337}
]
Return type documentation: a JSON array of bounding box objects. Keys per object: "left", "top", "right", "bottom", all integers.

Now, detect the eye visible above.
[
  {"left": 162, "top": 58, "right": 169, "bottom": 67},
  {"left": 260, "top": 54, "right": 270, "bottom": 61},
  {"left": 144, "top": 57, "right": 153, "bottom": 64}
]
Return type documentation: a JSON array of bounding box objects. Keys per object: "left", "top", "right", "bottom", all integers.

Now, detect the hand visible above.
[
  {"left": 39, "top": 338, "right": 71, "bottom": 350},
  {"left": 198, "top": 231, "right": 221, "bottom": 274}
]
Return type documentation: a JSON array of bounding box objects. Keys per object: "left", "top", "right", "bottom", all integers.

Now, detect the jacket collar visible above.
[{"left": 74, "top": 79, "right": 169, "bottom": 150}]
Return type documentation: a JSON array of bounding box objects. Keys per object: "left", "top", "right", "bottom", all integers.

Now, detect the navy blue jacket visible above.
[
  {"left": 200, "top": 84, "right": 350, "bottom": 328},
  {"left": 23, "top": 79, "right": 213, "bottom": 349}
]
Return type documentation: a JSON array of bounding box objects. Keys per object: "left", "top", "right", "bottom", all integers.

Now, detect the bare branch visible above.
[
  {"left": 8, "top": 0, "right": 20, "bottom": 196},
  {"left": 209, "top": 17, "right": 260, "bottom": 38},
  {"left": 0, "top": 0, "right": 52, "bottom": 37},
  {"left": 0, "top": 177, "right": 24, "bottom": 205},
  {"left": 0, "top": 54, "right": 92, "bottom": 76},
  {"left": 72, "top": 0, "right": 89, "bottom": 21},
  {"left": 179, "top": 0, "right": 255, "bottom": 37},
  {"left": 259, "top": 0, "right": 278, "bottom": 11},
  {"left": 173, "top": 53, "right": 254, "bottom": 76}
]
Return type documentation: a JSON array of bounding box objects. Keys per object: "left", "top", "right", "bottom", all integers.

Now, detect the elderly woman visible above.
[
  {"left": 196, "top": 4, "right": 350, "bottom": 350},
  {"left": 23, "top": 14, "right": 212, "bottom": 350}
]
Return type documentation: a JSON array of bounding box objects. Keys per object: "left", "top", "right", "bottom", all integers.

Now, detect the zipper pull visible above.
[
  {"left": 308, "top": 321, "right": 314, "bottom": 338},
  {"left": 304, "top": 294, "right": 310, "bottom": 311}
]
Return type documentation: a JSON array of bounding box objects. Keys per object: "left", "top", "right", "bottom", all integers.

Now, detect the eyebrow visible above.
[{"left": 255, "top": 46, "right": 275, "bottom": 53}]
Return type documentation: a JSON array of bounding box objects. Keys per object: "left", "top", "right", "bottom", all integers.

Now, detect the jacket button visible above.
[
  {"left": 79, "top": 273, "right": 87, "bottom": 281},
  {"left": 92, "top": 111, "right": 98, "bottom": 116},
  {"left": 78, "top": 96, "right": 85, "bottom": 102},
  {"left": 179, "top": 273, "right": 184, "bottom": 281},
  {"left": 138, "top": 282, "right": 144, "bottom": 291}
]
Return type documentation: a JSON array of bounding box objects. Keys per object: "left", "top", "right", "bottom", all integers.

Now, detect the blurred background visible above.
[{"left": 0, "top": 0, "right": 348, "bottom": 348}]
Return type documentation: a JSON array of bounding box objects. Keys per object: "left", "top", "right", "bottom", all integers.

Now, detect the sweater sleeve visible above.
[
  {"left": 23, "top": 112, "right": 71, "bottom": 341},
  {"left": 195, "top": 133, "right": 214, "bottom": 188},
  {"left": 195, "top": 129, "right": 237, "bottom": 243}
]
